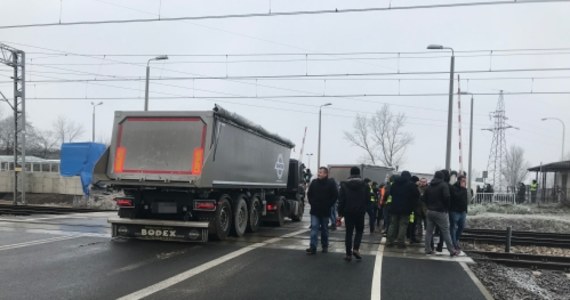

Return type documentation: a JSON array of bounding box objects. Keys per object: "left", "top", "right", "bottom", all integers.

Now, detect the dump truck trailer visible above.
[{"left": 94, "top": 105, "right": 305, "bottom": 242}]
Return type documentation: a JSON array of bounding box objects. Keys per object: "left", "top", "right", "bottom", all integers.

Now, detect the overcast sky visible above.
[{"left": 1, "top": 0, "right": 569, "bottom": 180}]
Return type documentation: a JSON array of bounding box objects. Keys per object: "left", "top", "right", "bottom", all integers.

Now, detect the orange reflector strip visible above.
[
  {"left": 192, "top": 147, "right": 204, "bottom": 175},
  {"left": 114, "top": 146, "right": 126, "bottom": 173}
]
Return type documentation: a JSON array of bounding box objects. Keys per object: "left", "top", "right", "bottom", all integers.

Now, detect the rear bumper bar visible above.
[{"left": 108, "top": 218, "right": 209, "bottom": 242}]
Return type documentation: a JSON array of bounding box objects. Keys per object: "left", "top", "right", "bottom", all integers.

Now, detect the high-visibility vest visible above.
[
  {"left": 370, "top": 186, "right": 376, "bottom": 202},
  {"left": 409, "top": 212, "right": 415, "bottom": 223},
  {"left": 530, "top": 183, "right": 538, "bottom": 192},
  {"left": 386, "top": 182, "right": 393, "bottom": 205}
]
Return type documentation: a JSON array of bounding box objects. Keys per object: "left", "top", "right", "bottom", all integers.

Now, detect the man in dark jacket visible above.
[
  {"left": 338, "top": 166, "right": 369, "bottom": 261},
  {"left": 386, "top": 171, "right": 420, "bottom": 248},
  {"left": 424, "top": 171, "right": 459, "bottom": 256},
  {"left": 450, "top": 175, "right": 468, "bottom": 251},
  {"left": 306, "top": 167, "right": 338, "bottom": 255}
]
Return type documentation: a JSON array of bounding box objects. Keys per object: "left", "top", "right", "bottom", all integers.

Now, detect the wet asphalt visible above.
[{"left": 0, "top": 210, "right": 486, "bottom": 300}]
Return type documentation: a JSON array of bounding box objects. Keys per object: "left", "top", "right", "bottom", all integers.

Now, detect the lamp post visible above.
[
  {"left": 427, "top": 44, "right": 455, "bottom": 170},
  {"left": 460, "top": 91, "right": 475, "bottom": 199},
  {"left": 541, "top": 117, "right": 566, "bottom": 161},
  {"left": 306, "top": 153, "right": 314, "bottom": 170},
  {"left": 144, "top": 55, "right": 169, "bottom": 111},
  {"left": 90, "top": 101, "right": 103, "bottom": 142},
  {"left": 317, "top": 103, "right": 332, "bottom": 169}
]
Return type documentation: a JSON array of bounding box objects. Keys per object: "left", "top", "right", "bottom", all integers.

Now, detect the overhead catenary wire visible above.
[{"left": 0, "top": 0, "right": 568, "bottom": 30}]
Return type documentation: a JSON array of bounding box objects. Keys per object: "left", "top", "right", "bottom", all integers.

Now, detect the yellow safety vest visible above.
[
  {"left": 370, "top": 187, "right": 376, "bottom": 202},
  {"left": 530, "top": 183, "right": 538, "bottom": 192},
  {"left": 409, "top": 212, "right": 415, "bottom": 223},
  {"left": 386, "top": 182, "right": 393, "bottom": 204}
]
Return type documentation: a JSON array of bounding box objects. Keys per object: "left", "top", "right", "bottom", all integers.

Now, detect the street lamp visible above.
[
  {"left": 541, "top": 117, "right": 566, "bottom": 161},
  {"left": 306, "top": 153, "right": 314, "bottom": 170},
  {"left": 460, "top": 91, "right": 475, "bottom": 198},
  {"left": 427, "top": 44, "right": 455, "bottom": 170},
  {"left": 144, "top": 55, "right": 169, "bottom": 111},
  {"left": 90, "top": 101, "right": 103, "bottom": 142},
  {"left": 317, "top": 103, "right": 332, "bottom": 169}
]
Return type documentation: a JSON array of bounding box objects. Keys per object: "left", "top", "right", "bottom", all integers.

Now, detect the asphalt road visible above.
[{"left": 0, "top": 210, "right": 488, "bottom": 300}]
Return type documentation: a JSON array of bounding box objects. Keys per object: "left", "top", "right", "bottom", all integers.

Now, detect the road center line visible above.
[
  {"left": 371, "top": 237, "right": 385, "bottom": 300},
  {"left": 118, "top": 228, "right": 309, "bottom": 300}
]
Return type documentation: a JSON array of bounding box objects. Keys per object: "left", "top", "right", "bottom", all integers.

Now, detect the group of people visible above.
[{"left": 306, "top": 166, "right": 469, "bottom": 261}]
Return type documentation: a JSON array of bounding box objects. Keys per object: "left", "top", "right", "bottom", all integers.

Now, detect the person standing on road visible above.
[
  {"left": 381, "top": 176, "right": 395, "bottom": 236},
  {"left": 366, "top": 179, "right": 379, "bottom": 234},
  {"left": 386, "top": 171, "right": 420, "bottom": 249},
  {"left": 450, "top": 175, "right": 468, "bottom": 252},
  {"left": 338, "top": 166, "right": 369, "bottom": 261},
  {"left": 306, "top": 167, "right": 338, "bottom": 255},
  {"left": 424, "top": 171, "right": 459, "bottom": 256}
]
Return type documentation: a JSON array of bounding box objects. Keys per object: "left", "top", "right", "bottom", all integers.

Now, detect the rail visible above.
[
  {"left": 462, "top": 228, "right": 570, "bottom": 248},
  {"left": 0, "top": 204, "right": 115, "bottom": 216},
  {"left": 467, "top": 250, "right": 570, "bottom": 271}
]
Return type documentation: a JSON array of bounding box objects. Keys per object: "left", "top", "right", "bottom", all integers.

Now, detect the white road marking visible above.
[
  {"left": 118, "top": 228, "right": 309, "bottom": 300},
  {"left": 0, "top": 235, "right": 80, "bottom": 252},
  {"left": 371, "top": 237, "right": 385, "bottom": 300},
  {"left": 459, "top": 262, "right": 494, "bottom": 300}
]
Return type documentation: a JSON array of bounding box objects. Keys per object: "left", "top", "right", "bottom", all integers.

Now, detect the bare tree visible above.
[
  {"left": 0, "top": 115, "right": 41, "bottom": 155},
  {"left": 344, "top": 114, "right": 376, "bottom": 164},
  {"left": 53, "top": 116, "right": 85, "bottom": 144},
  {"left": 501, "top": 145, "right": 530, "bottom": 190},
  {"left": 344, "top": 104, "right": 413, "bottom": 168},
  {"left": 31, "top": 130, "right": 59, "bottom": 158}
]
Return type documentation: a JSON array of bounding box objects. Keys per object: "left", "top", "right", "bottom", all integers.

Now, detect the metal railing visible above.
[
  {"left": 0, "top": 161, "right": 60, "bottom": 173},
  {"left": 474, "top": 193, "right": 516, "bottom": 205}
]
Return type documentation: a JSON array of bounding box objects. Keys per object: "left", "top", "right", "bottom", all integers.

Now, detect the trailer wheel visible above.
[
  {"left": 247, "top": 196, "right": 261, "bottom": 233},
  {"left": 291, "top": 201, "right": 304, "bottom": 222},
  {"left": 275, "top": 197, "right": 286, "bottom": 227},
  {"left": 211, "top": 197, "right": 232, "bottom": 241},
  {"left": 231, "top": 195, "right": 249, "bottom": 237}
]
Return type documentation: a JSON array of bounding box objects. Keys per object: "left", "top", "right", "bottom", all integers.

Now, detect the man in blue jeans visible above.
[
  {"left": 306, "top": 167, "right": 338, "bottom": 254},
  {"left": 450, "top": 175, "right": 468, "bottom": 251}
]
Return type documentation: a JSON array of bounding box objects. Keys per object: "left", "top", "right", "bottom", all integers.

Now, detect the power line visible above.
[
  {"left": 0, "top": 0, "right": 567, "bottom": 30},
  {"left": 20, "top": 48, "right": 570, "bottom": 59},
  {"left": 6, "top": 66, "right": 570, "bottom": 83}
]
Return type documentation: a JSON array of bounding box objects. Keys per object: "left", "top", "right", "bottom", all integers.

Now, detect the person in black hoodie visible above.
[
  {"left": 338, "top": 166, "right": 369, "bottom": 261},
  {"left": 424, "top": 171, "right": 459, "bottom": 256},
  {"left": 386, "top": 171, "right": 420, "bottom": 248},
  {"left": 450, "top": 175, "right": 468, "bottom": 251},
  {"left": 306, "top": 167, "right": 338, "bottom": 255}
]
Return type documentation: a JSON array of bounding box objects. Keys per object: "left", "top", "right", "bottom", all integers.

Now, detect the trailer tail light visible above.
[
  {"left": 114, "top": 146, "right": 126, "bottom": 173},
  {"left": 266, "top": 203, "right": 278, "bottom": 211},
  {"left": 192, "top": 147, "right": 204, "bottom": 175},
  {"left": 194, "top": 200, "right": 216, "bottom": 211},
  {"left": 115, "top": 197, "right": 134, "bottom": 207}
]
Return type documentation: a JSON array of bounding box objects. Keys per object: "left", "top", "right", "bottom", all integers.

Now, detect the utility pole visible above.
[
  {"left": 91, "top": 102, "right": 103, "bottom": 142},
  {"left": 482, "top": 91, "right": 518, "bottom": 192},
  {"left": 0, "top": 43, "right": 26, "bottom": 205}
]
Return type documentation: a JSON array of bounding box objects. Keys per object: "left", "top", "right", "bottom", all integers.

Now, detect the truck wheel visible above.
[
  {"left": 247, "top": 196, "right": 261, "bottom": 233},
  {"left": 211, "top": 197, "right": 232, "bottom": 241},
  {"left": 291, "top": 201, "right": 304, "bottom": 222},
  {"left": 231, "top": 195, "right": 249, "bottom": 237}
]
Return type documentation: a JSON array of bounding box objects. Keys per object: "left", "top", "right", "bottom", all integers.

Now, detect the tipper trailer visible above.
[{"left": 94, "top": 105, "right": 306, "bottom": 242}]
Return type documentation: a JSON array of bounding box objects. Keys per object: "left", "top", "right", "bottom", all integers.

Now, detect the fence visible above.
[
  {"left": 473, "top": 193, "right": 516, "bottom": 205},
  {"left": 0, "top": 161, "right": 60, "bottom": 173}
]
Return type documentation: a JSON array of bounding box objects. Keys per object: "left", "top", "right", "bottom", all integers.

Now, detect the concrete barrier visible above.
[{"left": 0, "top": 172, "right": 82, "bottom": 195}]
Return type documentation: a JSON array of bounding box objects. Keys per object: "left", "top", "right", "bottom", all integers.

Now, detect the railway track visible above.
[
  {"left": 467, "top": 250, "right": 570, "bottom": 271},
  {"left": 0, "top": 204, "right": 115, "bottom": 216},
  {"left": 462, "top": 228, "right": 570, "bottom": 248}
]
